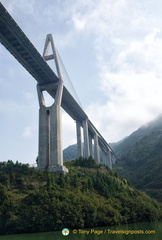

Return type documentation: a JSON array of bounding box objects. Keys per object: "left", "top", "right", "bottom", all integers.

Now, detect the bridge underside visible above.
[{"left": 0, "top": 3, "right": 117, "bottom": 172}]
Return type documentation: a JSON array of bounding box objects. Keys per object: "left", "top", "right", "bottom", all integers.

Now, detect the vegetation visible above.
[
  {"left": 63, "top": 144, "right": 77, "bottom": 162},
  {"left": 115, "top": 130, "right": 162, "bottom": 201},
  {"left": 112, "top": 113, "right": 162, "bottom": 157},
  {"left": 0, "top": 159, "right": 162, "bottom": 235}
]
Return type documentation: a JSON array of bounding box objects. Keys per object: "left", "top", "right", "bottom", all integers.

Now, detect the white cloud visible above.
[
  {"left": 72, "top": 16, "right": 86, "bottom": 31},
  {"left": 23, "top": 126, "right": 33, "bottom": 138},
  {"left": 87, "top": 70, "right": 162, "bottom": 142},
  {"left": 113, "top": 29, "right": 162, "bottom": 74}
]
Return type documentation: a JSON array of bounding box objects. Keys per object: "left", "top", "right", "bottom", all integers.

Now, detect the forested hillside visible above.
[
  {"left": 114, "top": 114, "right": 162, "bottom": 202},
  {"left": 63, "top": 144, "right": 77, "bottom": 162},
  {"left": 112, "top": 114, "right": 162, "bottom": 157},
  {"left": 0, "top": 159, "right": 162, "bottom": 235},
  {"left": 115, "top": 130, "right": 162, "bottom": 201}
]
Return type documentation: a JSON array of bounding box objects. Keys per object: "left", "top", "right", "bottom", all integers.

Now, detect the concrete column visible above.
[
  {"left": 50, "top": 103, "right": 63, "bottom": 166},
  {"left": 103, "top": 151, "right": 107, "bottom": 166},
  {"left": 89, "top": 134, "right": 93, "bottom": 158},
  {"left": 83, "top": 119, "right": 90, "bottom": 158},
  {"left": 37, "top": 86, "right": 49, "bottom": 170},
  {"left": 111, "top": 152, "right": 116, "bottom": 165},
  {"left": 76, "top": 121, "right": 83, "bottom": 158},
  {"left": 94, "top": 134, "right": 100, "bottom": 164},
  {"left": 38, "top": 106, "right": 50, "bottom": 169},
  {"left": 104, "top": 152, "right": 107, "bottom": 166},
  {"left": 107, "top": 150, "right": 112, "bottom": 170}
]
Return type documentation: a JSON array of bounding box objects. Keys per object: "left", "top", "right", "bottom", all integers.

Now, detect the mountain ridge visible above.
[
  {"left": 114, "top": 113, "right": 162, "bottom": 202},
  {"left": 112, "top": 113, "right": 162, "bottom": 157}
]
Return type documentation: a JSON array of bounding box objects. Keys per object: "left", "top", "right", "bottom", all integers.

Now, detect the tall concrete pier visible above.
[
  {"left": 37, "top": 34, "right": 68, "bottom": 174},
  {"left": 76, "top": 121, "right": 83, "bottom": 158}
]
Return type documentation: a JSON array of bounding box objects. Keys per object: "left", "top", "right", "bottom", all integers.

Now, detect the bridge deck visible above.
[{"left": 0, "top": 3, "right": 87, "bottom": 121}]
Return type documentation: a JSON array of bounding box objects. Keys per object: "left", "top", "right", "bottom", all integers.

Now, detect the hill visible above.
[
  {"left": 112, "top": 114, "right": 162, "bottom": 157},
  {"left": 0, "top": 159, "right": 162, "bottom": 235},
  {"left": 114, "top": 114, "right": 162, "bottom": 202},
  {"left": 63, "top": 144, "right": 77, "bottom": 162}
]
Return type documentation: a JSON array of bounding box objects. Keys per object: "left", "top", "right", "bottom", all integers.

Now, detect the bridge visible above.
[{"left": 0, "top": 2, "right": 117, "bottom": 173}]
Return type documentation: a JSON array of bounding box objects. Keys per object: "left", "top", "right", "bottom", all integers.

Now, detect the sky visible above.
[{"left": 1, "top": 0, "right": 162, "bottom": 165}]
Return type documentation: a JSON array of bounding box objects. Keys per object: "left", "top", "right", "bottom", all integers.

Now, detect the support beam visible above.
[
  {"left": 83, "top": 119, "right": 90, "bottom": 158},
  {"left": 76, "top": 121, "right": 83, "bottom": 158}
]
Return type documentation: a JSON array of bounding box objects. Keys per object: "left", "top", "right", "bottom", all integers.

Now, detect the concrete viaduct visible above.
[{"left": 0, "top": 3, "right": 117, "bottom": 174}]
